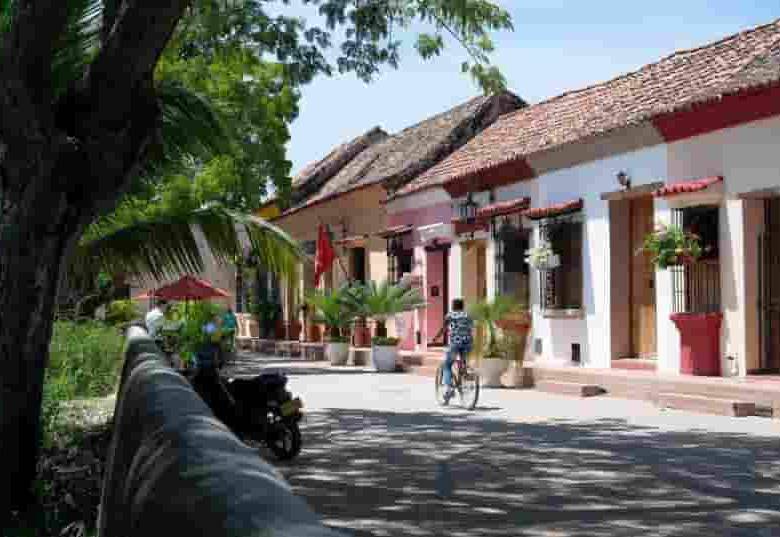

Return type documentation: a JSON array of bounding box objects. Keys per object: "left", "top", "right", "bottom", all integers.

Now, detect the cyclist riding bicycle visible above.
[{"left": 433, "top": 298, "right": 474, "bottom": 403}]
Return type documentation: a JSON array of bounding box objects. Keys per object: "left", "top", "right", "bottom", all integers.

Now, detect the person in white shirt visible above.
[{"left": 145, "top": 300, "right": 169, "bottom": 338}]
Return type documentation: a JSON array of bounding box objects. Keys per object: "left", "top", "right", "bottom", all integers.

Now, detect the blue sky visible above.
[{"left": 285, "top": 1, "right": 778, "bottom": 174}]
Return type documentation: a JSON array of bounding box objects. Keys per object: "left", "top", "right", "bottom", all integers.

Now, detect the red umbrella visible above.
[{"left": 133, "top": 275, "right": 230, "bottom": 301}]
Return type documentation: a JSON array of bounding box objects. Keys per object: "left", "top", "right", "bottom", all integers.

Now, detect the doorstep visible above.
[{"left": 526, "top": 363, "right": 780, "bottom": 418}]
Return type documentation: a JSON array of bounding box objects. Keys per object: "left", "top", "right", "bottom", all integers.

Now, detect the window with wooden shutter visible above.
[
  {"left": 495, "top": 221, "right": 530, "bottom": 307},
  {"left": 540, "top": 218, "right": 583, "bottom": 310}
]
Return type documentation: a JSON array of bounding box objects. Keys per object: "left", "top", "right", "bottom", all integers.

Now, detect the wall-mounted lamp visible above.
[{"left": 616, "top": 171, "right": 631, "bottom": 190}]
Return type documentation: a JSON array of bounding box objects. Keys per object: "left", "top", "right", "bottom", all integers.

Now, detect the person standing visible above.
[{"left": 145, "top": 299, "right": 169, "bottom": 339}]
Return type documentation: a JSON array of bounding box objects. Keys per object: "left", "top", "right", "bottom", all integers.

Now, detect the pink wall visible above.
[{"left": 388, "top": 202, "right": 453, "bottom": 234}]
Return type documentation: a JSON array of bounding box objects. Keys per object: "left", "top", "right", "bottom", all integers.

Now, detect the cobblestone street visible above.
[{"left": 226, "top": 355, "right": 780, "bottom": 536}]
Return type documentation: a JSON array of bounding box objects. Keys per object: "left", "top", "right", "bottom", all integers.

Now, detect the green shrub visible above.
[
  {"left": 47, "top": 321, "right": 125, "bottom": 400},
  {"left": 105, "top": 299, "right": 140, "bottom": 326},
  {"left": 171, "top": 301, "right": 225, "bottom": 365}
]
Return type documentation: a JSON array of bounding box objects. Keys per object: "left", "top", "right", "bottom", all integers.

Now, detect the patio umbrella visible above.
[{"left": 133, "top": 275, "right": 230, "bottom": 301}]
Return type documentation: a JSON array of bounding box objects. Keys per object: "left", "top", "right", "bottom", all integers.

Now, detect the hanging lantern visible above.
[{"left": 460, "top": 192, "right": 479, "bottom": 224}]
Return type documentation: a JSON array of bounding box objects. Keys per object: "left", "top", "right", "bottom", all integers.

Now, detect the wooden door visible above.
[
  {"left": 477, "top": 243, "right": 487, "bottom": 300},
  {"left": 760, "top": 198, "right": 780, "bottom": 371},
  {"left": 630, "top": 197, "right": 656, "bottom": 357},
  {"left": 426, "top": 248, "right": 447, "bottom": 346}
]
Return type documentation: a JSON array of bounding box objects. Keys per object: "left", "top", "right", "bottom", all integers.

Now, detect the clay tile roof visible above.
[
  {"left": 376, "top": 224, "right": 413, "bottom": 238},
  {"left": 398, "top": 19, "right": 780, "bottom": 197},
  {"left": 655, "top": 176, "right": 723, "bottom": 198},
  {"left": 281, "top": 92, "right": 524, "bottom": 216},
  {"left": 525, "top": 199, "right": 584, "bottom": 220},
  {"left": 476, "top": 197, "right": 531, "bottom": 220},
  {"left": 290, "top": 127, "right": 389, "bottom": 206}
]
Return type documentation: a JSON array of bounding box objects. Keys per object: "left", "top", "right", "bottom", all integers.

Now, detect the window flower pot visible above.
[{"left": 671, "top": 312, "right": 722, "bottom": 376}]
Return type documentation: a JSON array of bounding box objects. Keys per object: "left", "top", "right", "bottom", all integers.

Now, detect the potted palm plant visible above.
[
  {"left": 306, "top": 284, "right": 356, "bottom": 366},
  {"left": 469, "top": 297, "right": 523, "bottom": 387},
  {"left": 349, "top": 280, "right": 425, "bottom": 372}
]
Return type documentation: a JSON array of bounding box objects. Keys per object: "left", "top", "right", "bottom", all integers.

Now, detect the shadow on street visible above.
[{"left": 282, "top": 408, "right": 780, "bottom": 537}]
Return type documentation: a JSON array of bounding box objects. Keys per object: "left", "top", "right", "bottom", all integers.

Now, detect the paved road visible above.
[{"left": 225, "top": 355, "right": 780, "bottom": 537}]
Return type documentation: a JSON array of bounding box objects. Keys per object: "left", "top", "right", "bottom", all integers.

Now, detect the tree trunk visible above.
[{"left": 0, "top": 192, "right": 83, "bottom": 517}]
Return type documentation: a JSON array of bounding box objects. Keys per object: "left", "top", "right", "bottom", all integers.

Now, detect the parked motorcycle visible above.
[{"left": 222, "top": 372, "right": 304, "bottom": 460}]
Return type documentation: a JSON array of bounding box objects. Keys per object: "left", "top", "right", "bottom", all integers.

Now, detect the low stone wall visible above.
[{"left": 98, "top": 326, "right": 340, "bottom": 537}]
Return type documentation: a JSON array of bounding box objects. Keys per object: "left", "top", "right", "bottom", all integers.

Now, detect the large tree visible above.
[{"left": 0, "top": 0, "right": 511, "bottom": 519}]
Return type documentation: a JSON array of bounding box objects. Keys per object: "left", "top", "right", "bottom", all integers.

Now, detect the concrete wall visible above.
[{"left": 100, "top": 327, "right": 340, "bottom": 536}]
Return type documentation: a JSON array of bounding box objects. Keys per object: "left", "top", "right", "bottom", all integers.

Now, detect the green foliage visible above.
[
  {"left": 105, "top": 299, "right": 141, "bottom": 326},
  {"left": 306, "top": 284, "right": 358, "bottom": 338},
  {"left": 372, "top": 336, "right": 400, "bottom": 346},
  {"left": 171, "top": 301, "right": 225, "bottom": 363},
  {"left": 43, "top": 320, "right": 124, "bottom": 445},
  {"left": 642, "top": 224, "right": 703, "bottom": 269},
  {"left": 347, "top": 280, "right": 425, "bottom": 338},
  {"left": 74, "top": 205, "right": 303, "bottom": 284},
  {"left": 469, "top": 296, "right": 523, "bottom": 358}
]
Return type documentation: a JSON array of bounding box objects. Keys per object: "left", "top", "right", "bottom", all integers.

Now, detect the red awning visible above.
[
  {"left": 133, "top": 275, "right": 230, "bottom": 301},
  {"left": 376, "top": 224, "right": 413, "bottom": 238},
  {"left": 476, "top": 197, "right": 531, "bottom": 220},
  {"left": 524, "top": 199, "right": 583, "bottom": 220},
  {"left": 655, "top": 176, "right": 723, "bottom": 198}
]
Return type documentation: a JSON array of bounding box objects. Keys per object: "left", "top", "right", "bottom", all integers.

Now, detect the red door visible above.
[{"left": 426, "top": 248, "right": 448, "bottom": 347}]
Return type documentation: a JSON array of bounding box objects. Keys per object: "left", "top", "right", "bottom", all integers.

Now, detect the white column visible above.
[
  {"left": 449, "top": 241, "right": 463, "bottom": 301},
  {"left": 720, "top": 199, "right": 747, "bottom": 377},
  {"left": 654, "top": 201, "right": 681, "bottom": 374},
  {"left": 486, "top": 237, "right": 497, "bottom": 301}
]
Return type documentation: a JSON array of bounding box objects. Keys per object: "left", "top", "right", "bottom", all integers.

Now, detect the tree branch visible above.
[{"left": 82, "top": 0, "right": 190, "bottom": 128}]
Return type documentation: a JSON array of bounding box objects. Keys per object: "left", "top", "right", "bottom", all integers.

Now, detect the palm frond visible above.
[
  {"left": 141, "top": 79, "right": 232, "bottom": 176},
  {"left": 306, "top": 284, "right": 356, "bottom": 328},
  {"left": 51, "top": 0, "right": 103, "bottom": 98},
  {"left": 72, "top": 205, "right": 302, "bottom": 284}
]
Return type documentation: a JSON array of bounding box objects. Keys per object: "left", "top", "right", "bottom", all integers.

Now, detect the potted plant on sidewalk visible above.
[
  {"left": 306, "top": 284, "right": 356, "bottom": 366},
  {"left": 469, "top": 297, "right": 523, "bottom": 387},
  {"left": 349, "top": 280, "right": 425, "bottom": 372}
]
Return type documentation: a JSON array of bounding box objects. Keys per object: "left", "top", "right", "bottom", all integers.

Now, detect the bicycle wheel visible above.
[
  {"left": 435, "top": 364, "right": 450, "bottom": 406},
  {"left": 456, "top": 364, "right": 480, "bottom": 410}
]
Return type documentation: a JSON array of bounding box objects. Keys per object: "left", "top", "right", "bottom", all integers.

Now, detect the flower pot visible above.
[
  {"left": 290, "top": 321, "right": 302, "bottom": 341},
  {"left": 371, "top": 345, "right": 398, "bottom": 372},
  {"left": 671, "top": 312, "right": 722, "bottom": 376},
  {"left": 248, "top": 319, "right": 260, "bottom": 338},
  {"left": 480, "top": 357, "right": 509, "bottom": 387},
  {"left": 308, "top": 324, "right": 322, "bottom": 343},
  {"left": 352, "top": 319, "right": 371, "bottom": 347},
  {"left": 326, "top": 342, "right": 350, "bottom": 366}
]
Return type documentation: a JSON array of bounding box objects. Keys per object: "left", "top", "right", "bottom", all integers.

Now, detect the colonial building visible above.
[
  {"left": 272, "top": 92, "right": 525, "bottom": 345},
  {"left": 391, "top": 19, "right": 780, "bottom": 379}
]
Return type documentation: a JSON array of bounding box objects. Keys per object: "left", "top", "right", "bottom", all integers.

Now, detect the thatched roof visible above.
[
  {"left": 281, "top": 91, "right": 524, "bottom": 216},
  {"left": 398, "top": 19, "right": 780, "bottom": 197},
  {"left": 289, "top": 127, "right": 388, "bottom": 206}
]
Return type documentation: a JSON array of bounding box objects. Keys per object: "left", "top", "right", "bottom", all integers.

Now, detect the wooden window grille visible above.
[
  {"left": 494, "top": 217, "right": 530, "bottom": 307},
  {"left": 670, "top": 206, "right": 721, "bottom": 313},
  {"left": 539, "top": 215, "right": 583, "bottom": 310}
]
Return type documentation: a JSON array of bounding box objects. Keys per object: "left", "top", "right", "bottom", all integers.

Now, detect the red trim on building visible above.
[
  {"left": 443, "top": 158, "right": 535, "bottom": 198},
  {"left": 476, "top": 197, "right": 531, "bottom": 220},
  {"left": 376, "top": 224, "right": 413, "bottom": 238},
  {"left": 524, "top": 199, "right": 584, "bottom": 220},
  {"left": 652, "top": 83, "right": 780, "bottom": 143},
  {"left": 655, "top": 176, "right": 723, "bottom": 198},
  {"left": 451, "top": 218, "right": 490, "bottom": 235},
  {"left": 334, "top": 235, "right": 369, "bottom": 247}
]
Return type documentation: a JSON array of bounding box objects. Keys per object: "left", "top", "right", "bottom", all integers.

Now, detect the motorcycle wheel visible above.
[{"left": 267, "top": 421, "right": 302, "bottom": 461}]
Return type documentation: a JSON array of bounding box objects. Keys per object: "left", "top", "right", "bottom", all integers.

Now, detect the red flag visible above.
[{"left": 314, "top": 224, "right": 335, "bottom": 286}]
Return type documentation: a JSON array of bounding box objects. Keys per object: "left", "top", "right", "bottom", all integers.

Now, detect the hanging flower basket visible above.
[
  {"left": 641, "top": 224, "right": 702, "bottom": 270},
  {"left": 525, "top": 243, "right": 561, "bottom": 271}
]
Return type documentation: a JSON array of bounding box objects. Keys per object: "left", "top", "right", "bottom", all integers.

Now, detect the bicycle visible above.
[{"left": 435, "top": 352, "right": 480, "bottom": 410}]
